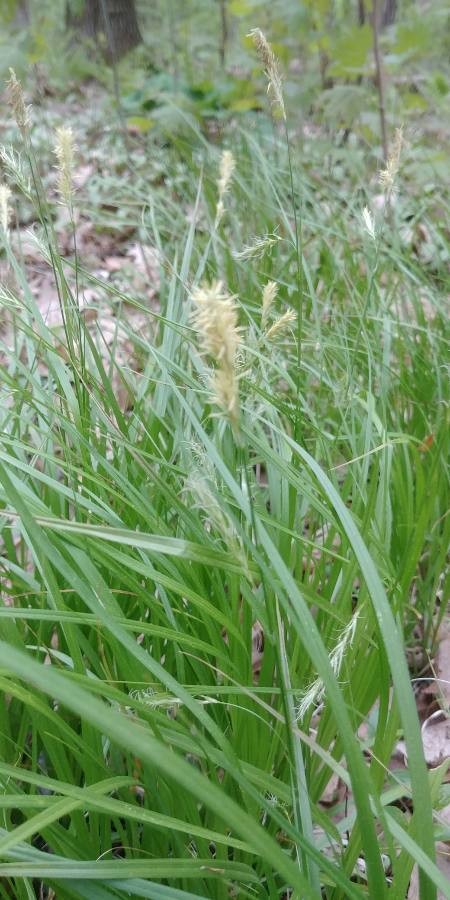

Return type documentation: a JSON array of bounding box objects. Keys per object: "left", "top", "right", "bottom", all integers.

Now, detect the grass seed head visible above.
[
  {"left": 362, "top": 206, "right": 376, "bottom": 240},
  {"left": 379, "top": 126, "right": 404, "bottom": 196},
  {"left": 191, "top": 280, "right": 240, "bottom": 368},
  {"left": 295, "top": 679, "right": 324, "bottom": 721},
  {"left": 329, "top": 611, "right": 359, "bottom": 676},
  {"left": 54, "top": 126, "right": 76, "bottom": 206},
  {"left": 215, "top": 149, "right": 235, "bottom": 227},
  {"left": 233, "top": 233, "right": 280, "bottom": 261},
  {"left": 212, "top": 366, "right": 240, "bottom": 426},
  {"left": 296, "top": 612, "right": 359, "bottom": 720},
  {"left": 191, "top": 280, "right": 241, "bottom": 427},
  {"left": 248, "top": 28, "right": 286, "bottom": 120},
  {"left": 261, "top": 280, "right": 278, "bottom": 329},
  {"left": 0, "top": 146, "right": 31, "bottom": 199},
  {"left": 0, "top": 184, "right": 12, "bottom": 233},
  {"left": 6, "top": 69, "right": 30, "bottom": 138},
  {"left": 265, "top": 308, "right": 296, "bottom": 339},
  {"left": 184, "top": 468, "right": 243, "bottom": 564}
]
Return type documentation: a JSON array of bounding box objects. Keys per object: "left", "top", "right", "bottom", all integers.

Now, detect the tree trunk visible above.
[
  {"left": 372, "top": 0, "right": 388, "bottom": 161},
  {"left": 381, "top": 0, "right": 397, "bottom": 27},
  {"left": 357, "top": 0, "right": 397, "bottom": 28},
  {"left": 66, "top": 0, "right": 142, "bottom": 61},
  {"left": 218, "top": 0, "right": 228, "bottom": 69},
  {"left": 358, "top": 1, "right": 366, "bottom": 26},
  {"left": 13, "top": 0, "right": 29, "bottom": 26}
]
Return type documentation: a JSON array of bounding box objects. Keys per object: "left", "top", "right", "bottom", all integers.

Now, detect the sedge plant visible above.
[{"left": 0, "top": 54, "right": 447, "bottom": 900}]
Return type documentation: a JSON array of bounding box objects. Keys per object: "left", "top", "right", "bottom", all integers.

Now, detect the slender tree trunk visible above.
[
  {"left": 13, "top": 0, "right": 29, "bottom": 26},
  {"left": 66, "top": 0, "right": 142, "bottom": 61},
  {"left": 372, "top": 0, "right": 389, "bottom": 162},
  {"left": 358, "top": 1, "right": 366, "bottom": 26},
  {"left": 358, "top": 0, "right": 397, "bottom": 28},
  {"left": 382, "top": 0, "right": 397, "bottom": 27},
  {"left": 219, "top": 0, "right": 228, "bottom": 69}
]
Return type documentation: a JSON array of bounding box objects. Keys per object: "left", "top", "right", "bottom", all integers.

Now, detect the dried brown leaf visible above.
[{"left": 436, "top": 624, "right": 450, "bottom": 710}]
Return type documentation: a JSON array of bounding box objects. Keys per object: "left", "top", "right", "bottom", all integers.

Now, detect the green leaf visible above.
[
  {"left": 329, "top": 25, "right": 372, "bottom": 78},
  {"left": 393, "top": 24, "right": 430, "bottom": 58},
  {"left": 229, "top": 0, "right": 252, "bottom": 16},
  {"left": 127, "top": 116, "right": 154, "bottom": 132}
]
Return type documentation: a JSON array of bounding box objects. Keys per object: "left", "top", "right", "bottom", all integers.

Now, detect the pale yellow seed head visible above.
[
  {"left": 232, "top": 233, "right": 280, "bottom": 261},
  {"left": 296, "top": 611, "right": 359, "bottom": 720},
  {"left": 215, "top": 149, "right": 235, "bottom": 227},
  {"left": 329, "top": 611, "right": 358, "bottom": 675},
  {"left": 217, "top": 150, "right": 235, "bottom": 198},
  {"left": 295, "top": 679, "right": 323, "bottom": 721},
  {"left": 378, "top": 126, "right": 404, "bottom": 196},
  {"left": 54, "top": 126, "right": 76, "bottom": 205},
  {"left": 248, "top": 28, "right": 285, "bottom": 120},
  {"left": 265, "top": 308, "right": 296, "bottom": 339},
  {"left": 212, "top": 367, "right": 240, "bottom": 425},
  {"left": 0, "top": 184, "right": 12, "bottom": 233},
  {"left": 191, "top": 280, "right": 241, "bottom": 426},
  {"left": 362, "top": 206, "right": 376, "bottom": 240},
  {"left": 191, "top": 280, "right": 241, "bottom": 368},
  {"left": 261, "top": 280, "right": 278, "bottom": 329},
  {"left": 6, "top": 69, "right": 30, "bottom": 137}
]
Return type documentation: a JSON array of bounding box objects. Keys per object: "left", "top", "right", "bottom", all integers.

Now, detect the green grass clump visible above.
[{"left": 0, "top": 55, "right": 448, "bottom": 900}]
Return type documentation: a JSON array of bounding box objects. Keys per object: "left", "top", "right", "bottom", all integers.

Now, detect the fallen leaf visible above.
[
  {"left": 419, "top": 434, "right": 435, "bottom": 452},
  {"left": 103, "top": 255, "right": 127, "bottom": 273},
  {"left": 435, "top": 624, "right": 450, "bottom": 709},
  {"left": 422, "top": 712, "right": 450, "bottom": 768},
  {"left": 320, "top": 772, "right": 341, "bottom": 807},
  {"left": 408, "top": 837, "right": 450, "bottom": 898},
  {"left": 126, "top": 242, "right": 159, "bottom": 272},
  {"left": 252, "top": 619, "right": 264, "bottom": 680}
]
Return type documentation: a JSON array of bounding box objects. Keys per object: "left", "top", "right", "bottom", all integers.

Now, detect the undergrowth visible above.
[{"left": 0, "top": 42, "right": 448, "bottom": 900}]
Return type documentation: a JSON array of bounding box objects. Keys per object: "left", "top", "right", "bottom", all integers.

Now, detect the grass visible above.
[{"left": 0, "top": 41, "right": 448, "bottom": 900}]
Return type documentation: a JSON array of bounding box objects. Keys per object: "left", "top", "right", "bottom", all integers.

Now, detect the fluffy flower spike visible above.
[
  {"left": 191, "top": 280, "right": 241, "bottom": 427},
  {"left": 233, "top": 233, "right": 280, "bottom": 261},
  {"left": 295, "top": 612, "right": 359, "bottom": 720},
  {"left": 362, "top": 206, "right": 376, "bottom": 240},
  {"left": 379, "top": 126, "right": 404, "bottom": 197},
  {"left": 191, "top": 280, "right": 241, "bottom": 367},
  {"left": 0, "top": 184, "right": 12, "bottom": 233},
  {"left": 215, "top": 149, "right": 235, "bottom": 227},
  {"left": 54, "top": 126, "right": 76, "bottom": 206},
  {"left": 248, "top": 28, "right": 286, "bottom": 120},
  {"left": 6, "top": 69, "right": 30, "bottom": 138},
  {"left": 261, "top": 280, "right": 278, "bottom": 329},
  {"left": 265, "top": 308, "right": 296, "bottom": 339}
]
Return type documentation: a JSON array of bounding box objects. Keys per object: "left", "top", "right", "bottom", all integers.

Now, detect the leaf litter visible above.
[{"left": 1, "top": 80, "right": 162, "bottom": 404}]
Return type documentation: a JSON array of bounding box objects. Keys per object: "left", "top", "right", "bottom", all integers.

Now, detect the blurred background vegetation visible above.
[{"left": 1, "top": 0, "right": 449, "bottom": 164}]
